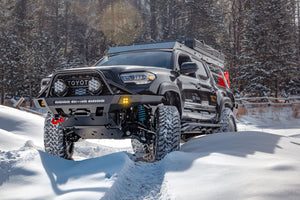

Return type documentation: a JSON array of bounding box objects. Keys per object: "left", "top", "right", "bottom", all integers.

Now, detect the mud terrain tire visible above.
[
  {"left": 217, "top": 108, "right": 237, "bottom": 132},
  {"left": 131, "top": 139, "right": 147, "bottom": 154},
  {"left": 153, "top": 105, "right": 181, "bottom": 160},
  {"left": 44, "top": 113, "right": 74, "bottom": 159}
]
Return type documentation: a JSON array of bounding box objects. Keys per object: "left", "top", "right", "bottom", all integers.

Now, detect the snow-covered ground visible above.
[{"left": 0, "top": 105, "right": 300, "bottom": 200}]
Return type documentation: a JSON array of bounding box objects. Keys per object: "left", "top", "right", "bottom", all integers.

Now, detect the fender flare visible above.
[
  {"left": 217, "top": 96, "right": 233, "bottom": 121},
  {"left": 158, "top": 82, "right": 183, "bottom": 115}
]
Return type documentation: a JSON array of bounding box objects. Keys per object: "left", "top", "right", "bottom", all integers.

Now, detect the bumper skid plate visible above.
[{"left": 34, "top": 94, "right": 162, "bottom": 139}]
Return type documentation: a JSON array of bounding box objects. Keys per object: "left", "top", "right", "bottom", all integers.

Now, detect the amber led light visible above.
[
  {"left": 39, "top": 100, "right": 45, "bottom": 107},
  {"left": 121, "top": 97, "right": 130, "bottom": 105}
]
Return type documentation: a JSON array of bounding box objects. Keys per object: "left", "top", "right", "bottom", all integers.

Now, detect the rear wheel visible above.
[
  {"left": 44, "top": 113, "right": 74, "bottom": 159},
  {"left": 217, "top": 107, "right": 237, "bottom": 133}
]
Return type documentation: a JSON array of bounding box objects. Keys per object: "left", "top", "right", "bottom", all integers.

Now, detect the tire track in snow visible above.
[
  {"left": 0, "top": 145, "right": 38, "bottom": 186},
  {"left": 101, "top": 156, "right": 170, "bottom": 200}
]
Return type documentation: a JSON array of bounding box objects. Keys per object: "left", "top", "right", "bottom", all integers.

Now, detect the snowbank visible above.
[
  {"left": 162, "top": 131, "right": 300, "bottom": 200},
  {"left": 0, "top": 105, "right": 44, "bottom": 150},
  {"left": 0, "top": 105, "right": 300, "bottom": 200}
]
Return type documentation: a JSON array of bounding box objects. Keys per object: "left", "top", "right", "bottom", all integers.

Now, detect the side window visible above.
[
  {"left": 194, "top": 60, "right": 209, "bottom": 80},
  {"left": 208, "top": 64, "right": 227, "bottom": 88}
]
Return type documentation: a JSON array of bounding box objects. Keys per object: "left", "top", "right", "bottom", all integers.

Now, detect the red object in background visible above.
[
  {"left": 51, "top": 117, "right": 66, "bottom": 125},
  {"left": 219, "top": 72, "right": 230, "bottom": 88}
]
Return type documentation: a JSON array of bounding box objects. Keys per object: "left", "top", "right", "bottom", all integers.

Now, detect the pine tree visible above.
[{"left": 237, "top": 0, "right": 298, "bottom": 96}]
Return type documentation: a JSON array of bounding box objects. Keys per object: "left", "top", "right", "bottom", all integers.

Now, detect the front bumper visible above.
[{"left": 34, "top": 95, "right": 162, "bottom": 139}]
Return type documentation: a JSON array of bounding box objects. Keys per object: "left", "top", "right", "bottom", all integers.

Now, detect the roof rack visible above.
[
  {"left": 107, "top": 41, "right": 177, "bottom": 55},
  {"left": 107, "top": 39, "right": 225, "bottom": 68},
  {"left": 178, "top": 39, "right": 225, "bottom": 68}
]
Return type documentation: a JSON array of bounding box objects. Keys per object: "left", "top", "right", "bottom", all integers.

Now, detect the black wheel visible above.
[
  {"left": 44, "top": 113, "right": 74, "bottom": 159},
  {"left": 153, "top": 105, "right": 181, "bottom": 160},
  {"left": 217, "top": 107, "right": 237, "bottom": 132}
]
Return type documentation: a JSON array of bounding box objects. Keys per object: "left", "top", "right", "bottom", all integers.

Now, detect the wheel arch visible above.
[
  {"left": 158, "top": 82, "right": 182, "bottom": 116},
  {"left": 217, "top": 97, "right": 234, "bottom": 120}
]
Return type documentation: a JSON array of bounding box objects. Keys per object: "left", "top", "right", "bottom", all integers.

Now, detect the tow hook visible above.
[{"left": 52, "top": 117, "right": 66, "bottom": 125}]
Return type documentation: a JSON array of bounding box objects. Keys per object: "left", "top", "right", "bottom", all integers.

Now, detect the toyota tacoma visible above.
[{"left": 34, "top": 39, "right": 237, "bottom": 161}]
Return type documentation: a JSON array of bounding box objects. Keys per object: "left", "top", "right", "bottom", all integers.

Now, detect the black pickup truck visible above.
[{"left": 34, "top": 39, "right": 237, "bottom": 161}]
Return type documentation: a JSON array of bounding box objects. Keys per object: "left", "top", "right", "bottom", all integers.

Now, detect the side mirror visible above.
[{"left": 180, "top": 62, "right": 198, "bottom": 74}]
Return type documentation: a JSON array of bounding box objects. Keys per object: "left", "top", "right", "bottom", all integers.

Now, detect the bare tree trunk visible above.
[
  {"left": 1, "top": 65, "right": 4, "bottom": 105},
  {"left": 237, "top": 0, "right": 243, "bottom": 57},
  {"left": 168, "top": 0, "right": 174, "bottom": 39},
  {"left": 150, "top": 0, "right": 157, "bottom": 41},
  {"left": 64, "top": 0, "right": 69, "bottom": 57},
  {"left": 29, "top": 82, "right": 33, "bottom": 107},
  {"left": 232, "top": 0, "right": 237, "bottom": 67},
  {"left": 297, "top": 0, "right": 300, "bottom": 58},
  {"left": 111, "top": 1, "right": 115, "bottom": 43},
  {"left": 230, "top": 0, "right": 244, "bottom": 91},
  {"left": 55, "top": 0, "right": 59, "bottom": 46},
  {"left": 83, "top": 30, "right": 89, "bottom": 65}
]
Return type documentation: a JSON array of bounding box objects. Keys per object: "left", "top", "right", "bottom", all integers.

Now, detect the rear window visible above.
[
  {"left": 208, "top": 64, "right": 228, "bottom": 88},
  {"left": 96, "top": 51, "right": 172, "bottom": 69}
]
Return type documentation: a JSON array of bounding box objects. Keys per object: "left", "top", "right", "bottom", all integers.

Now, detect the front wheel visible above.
[
  {"left": 153, "top": 105, "right": 181, "bottom": 161},
  {"left": 131, "top": 139, "right": 147, "bottom": 155},
  {"left": 217, "top": 107, "right": 237, "bottom": 133},
  {"left": 44, "top": 113, "right": 74, "bottom": 159}
]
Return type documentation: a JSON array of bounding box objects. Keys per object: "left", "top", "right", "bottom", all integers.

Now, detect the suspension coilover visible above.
[{"left": 137, "top": 105, "right": 146, "bottom": 122}]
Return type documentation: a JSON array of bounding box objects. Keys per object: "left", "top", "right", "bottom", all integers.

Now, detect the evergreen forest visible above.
[{"left": 1, "top": 0, "right": 300, "bottom": 105}]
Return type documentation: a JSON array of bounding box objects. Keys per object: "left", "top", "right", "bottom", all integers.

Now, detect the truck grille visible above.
[{"left": 50, "top": 71, "right": 110, "bottom": 97}]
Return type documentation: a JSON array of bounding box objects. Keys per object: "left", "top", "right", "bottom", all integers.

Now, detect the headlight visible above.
[
  {"left": 54, "top": 79, "right": 67, "bottom": 96},
  {"left": 88, "top": 77, "right": 102, "bottom": 94},
  {"left": 120, "top": 72, "right": 156, "bottom": 85},
  {"left": 41, "top": 77, "right": 51, "bottom": 91}
]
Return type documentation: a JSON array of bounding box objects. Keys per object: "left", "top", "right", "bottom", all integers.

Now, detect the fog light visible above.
[
  {"left": 122, "top": 97, "right": 130, "bottom": 105},
  {"left": 54, "top": 79, "right": 67, "bottom": 96},
  {"left": 88, "top": 77, "right": 102, "bottom": 94}
]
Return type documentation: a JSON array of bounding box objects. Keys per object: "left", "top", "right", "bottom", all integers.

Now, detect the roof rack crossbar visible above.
[
  {"left": 107, "top": 39, "right": 225, "bottom": 68},
  {"left": 179, "top": 39, "right": 225, "bottom": 68}
]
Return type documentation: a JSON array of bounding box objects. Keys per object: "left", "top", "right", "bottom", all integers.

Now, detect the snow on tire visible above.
[
  {"left": 153, "top": 105, "right": 181, "bottom": 161},
  {"left": 217, "top": 107, "right": 237, "bottom": 133},
  {"left": 131, "top": 139, "right": 147, "bottom": 154},
  {"left": 44, "top": 113, "right": 74, "bottom": 159}
]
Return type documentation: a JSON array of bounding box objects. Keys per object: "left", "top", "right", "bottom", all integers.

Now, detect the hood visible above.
[{"left": 56, "top": 65, "right": 172, "bottom": 86}]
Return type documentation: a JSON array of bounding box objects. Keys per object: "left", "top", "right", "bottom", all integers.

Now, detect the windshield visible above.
[{"left": 96, "top": 51, "right": 172, "bottom": 69}]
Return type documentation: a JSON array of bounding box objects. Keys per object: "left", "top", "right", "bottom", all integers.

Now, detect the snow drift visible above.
[{"left": 0, "top": 105, "right": 300, "bottom": 200}]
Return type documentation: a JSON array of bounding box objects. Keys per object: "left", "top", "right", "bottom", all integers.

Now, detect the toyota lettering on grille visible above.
[{"left": 67, "top": 79, "right": 89, "bottom": 87}]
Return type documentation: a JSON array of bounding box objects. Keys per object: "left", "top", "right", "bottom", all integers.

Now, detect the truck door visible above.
[
  {"left": 191, "top": 59, "right": 218, "bottom": 121},
  {"left": 177, "top": 52, "right": 217, "bottom": 122}
]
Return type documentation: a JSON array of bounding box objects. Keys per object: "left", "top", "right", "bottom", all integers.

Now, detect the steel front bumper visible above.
[{"left": 34, "top": 95, "right": 162, "bottom": 139}]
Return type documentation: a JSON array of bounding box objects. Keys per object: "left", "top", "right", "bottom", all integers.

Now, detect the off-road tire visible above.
[
  {"left": 153, "top": 105, "right": 181, "bottom": 160},
  {"left": 44, "top": 113, "right": 74, "bottom": 159},
  {"left": 217, "top": 107, "right": 237, "bottom": 133},
  {"left": 131, "top": 139, "right": 147, "bottom": 154}
]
